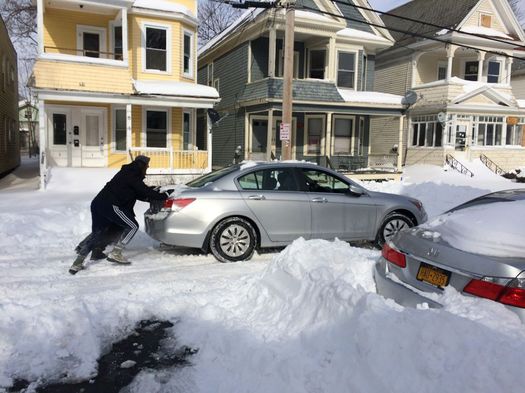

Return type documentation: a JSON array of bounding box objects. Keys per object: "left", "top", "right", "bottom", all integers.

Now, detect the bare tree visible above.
[
  {"left": 198, "top": 0, "right": 242, "bottom": 47},
  {"left": 508, "top": 0, "right": 524, "bottom": 25}
]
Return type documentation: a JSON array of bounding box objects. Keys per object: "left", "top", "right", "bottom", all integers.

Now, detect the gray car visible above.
[
  {"left": 375, "top": 189, "right": 525, "bottom": 321},
  {"left": 145, "top": 162, "right": 427, "bottom": 262}
]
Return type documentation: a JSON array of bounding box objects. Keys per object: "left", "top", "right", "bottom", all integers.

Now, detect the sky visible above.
[
  {"left": 1, "top": 158, "right": 525, "bottom": 391},
  {"left": 368, "top": 0, "right": 409, "bottom": 12}
]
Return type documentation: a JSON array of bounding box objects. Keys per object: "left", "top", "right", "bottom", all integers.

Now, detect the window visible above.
[
  {"left": 333, "top": 117, "right": 353, "bottom": 154},
  {"left": 487, "top": 61, "right": 500, "bottom": 83},
  {"left": 238, "top": 169, "right": 278, "bottom": 191},
  {"left": 207, "top": 63, "right": 213, "bottom": 86},
  {"left": 277, "top": 50, "right": 299, "bottom": 78},
  {"left": 474, "top": 116, "right": 504, "bottom": 146},
  {"left": 464, "top": 61, "right": 478, "bottom": 81},
  {"left": 300, "top": 168, "right": 348, "bottom": 193},
  {"left": 113, "top": 25, "right": 123, "bottom": 60},
  {"left": 411, "top": 116, "right": 443, "bottom": 147},
  {"left": 480, "top": 13, "right": 492, "bottom": 28},
  {"left": 183, "top": 111, "right": 192, "bottom": 150},
  {"left": 146, "top": 110, "right": 168, "bottom": 148},
  {"left": 305, "top": 116, "right": 324, "bottom": 155},
  {"left": 437, "top": 62, "right": 447, "bottom": 80},
  {"left": 144, "top": 25, "right": 169, "bottom": 72},
  {"left": 309, "top": 50, "right": 325, "bottom": 79},
  {"left": 53, "top": 113, "right": 67, "bottom": 145},
  {"left": 506, "top": 124, "right": 524, "bottom": 145},
  {"left": 337, "top": 52, "right": 356, "bottom": 88},
  {"left": 113, "top": 108, "right": 127, "bottom": 151},
  {"left": 183, "top": 31, "right": 194, "bottom": 77},
  {"left": 77, "top": 26, "right": 106, "bottom": 58},
  {"left": 361, "top": 55, "right": 367, "bottom": 90}
]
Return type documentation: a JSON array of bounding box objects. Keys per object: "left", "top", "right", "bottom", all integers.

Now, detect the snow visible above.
[
  {"left": 336, "top": 27, "right": 392, "bottom": 44},
  {"left": 133, "top": 80, "right": 219, "bottom": 99},
  {"left": 337, "top": 89, "right": 404, "bottom": 105},
  {"left": 1, "top": 158, "right": 525, "bottom": 391}
]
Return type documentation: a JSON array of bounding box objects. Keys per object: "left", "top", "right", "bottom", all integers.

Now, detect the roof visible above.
[
  {"left": 133, "top": 80, "right": 219, "bottom": 99},
  {"left": 382, "top": 0, "right": 481, "bottom": 45}
]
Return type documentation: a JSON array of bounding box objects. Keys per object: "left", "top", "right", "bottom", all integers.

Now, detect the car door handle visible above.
[
  {"left": 311, "top": 197, "right": 327, "bottom": 203},
  {"left": 248, "top": 195, "right": 266, "bottom": 200}
]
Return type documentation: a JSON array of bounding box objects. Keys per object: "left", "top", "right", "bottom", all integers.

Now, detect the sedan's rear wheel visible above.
[
  {"left": 376, "top": 213, "right": 413, "bottom": 247},
  {"left": 210, "top": 217, "right": 256, "bottom": 263}
]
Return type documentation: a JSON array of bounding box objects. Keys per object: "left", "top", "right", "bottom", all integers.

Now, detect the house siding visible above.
[
  {"left": 251, "top": 37, "right": 268, "bottom": 81},
  {"left": 0, "top": 16, "right": 19, "bottom": 176},
  {"left": 365, "top": 55, "right": 375, "bottom": 90},
  {"left": 369, "top": 116, "right": 402, "bottom": 155},
  {"left": 211, "top": 108, "right": 246, "bottom": 168},
  {"left": 374, "top": 59, "right": 412, "bottom": 95}
]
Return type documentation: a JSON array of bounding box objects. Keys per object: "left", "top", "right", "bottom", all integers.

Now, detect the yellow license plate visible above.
[{"left": 416, "top": 263, "right": 451, "bottom": 288}]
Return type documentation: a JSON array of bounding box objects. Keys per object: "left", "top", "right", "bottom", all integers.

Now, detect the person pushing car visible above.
[{"left": 69, "top": 155, "right": 168, "bottom": 274}]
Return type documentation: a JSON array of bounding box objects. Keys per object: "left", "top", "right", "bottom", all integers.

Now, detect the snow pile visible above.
[{"left": 423, "top": 200, "right": 525, "bottom": 257}]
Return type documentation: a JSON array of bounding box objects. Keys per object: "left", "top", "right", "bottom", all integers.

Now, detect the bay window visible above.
[
  {"left": 337, "top": 52, "right": 356, "bottom": 88},
  {"left": 309, "top": 50, "right": 325, "bottom": 79},
  {"left": 487, "top": 61, "right": 500, "bottom": 83},
  {"left": 411, "top": 116, "right": 443, "bottom": 147},
  {"left": 144, "top": 24, "right": 170, "bottom": 72},
  {"left": 464, "top": 61, "right": 478, "bottom": 81}
]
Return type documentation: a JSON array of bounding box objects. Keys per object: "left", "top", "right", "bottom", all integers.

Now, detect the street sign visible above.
[{"left": 280, "top": 123, "right": 291, "bottom": 141}]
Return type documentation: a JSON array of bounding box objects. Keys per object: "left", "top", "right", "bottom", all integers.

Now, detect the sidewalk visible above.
[{"left": 0, "top": 156, "right": 40, "bottom": 192}]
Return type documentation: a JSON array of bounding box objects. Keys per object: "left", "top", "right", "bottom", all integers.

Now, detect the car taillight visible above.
[
  {"left": 382, "top": 242, "right": 406, "bottom": 268},
  {"left": 163, "top": 198, "right": 195, "bottom": 212},
  {"left": 463, "top": 272, "right": 525, "bottom": 308}
]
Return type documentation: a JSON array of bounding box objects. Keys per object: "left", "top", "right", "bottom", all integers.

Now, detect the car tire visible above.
[
  {"left": 376, "top": 213, "right": 414, "bottom": 247},
  {"left": 210, "top": 217, "right": 257, "bottom": 263}
]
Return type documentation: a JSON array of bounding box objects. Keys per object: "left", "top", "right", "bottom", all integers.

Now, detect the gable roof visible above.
[{"left": 382, "top": 0, "right": 480, "bottom": 45}]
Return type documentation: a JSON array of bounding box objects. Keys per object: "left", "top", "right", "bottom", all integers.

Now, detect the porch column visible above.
[
  {"left": 121, "top": 8, "right": 129, "bottom": 64},
  {"left": 446, "top": 45, "right": 457, "bottom": 81},
  {"left": 37, "top": 0, "right": 44, "bottom": 55},
  {"left": 506, "top": 57, "right": 513, "bottom": 85},
  {"left": 325, "top": 112, "right": 332, "bottom": 157},
  {"left": 397, "top": 115, "right": 404, "bottom": 171},
  {"left": 267, "top": 109, "right": 273, "bottom": 161},
  {"left": 268, "top": 27, "right": 276, "bottom": 78},
  {"left": 38, "top": 99, "right": 46, "bottom": 190},
  {"left": 477, "top": 51, "right": 485, "bottom": 82},
  {"left": 126, "top": 104, "right": 132, "bottom": 160},
  {"left": 207, "top": 112, "right": 213, "bottom": 171},
  {"left": 327, "top": 37, "right": 336, "bottom": 81}
]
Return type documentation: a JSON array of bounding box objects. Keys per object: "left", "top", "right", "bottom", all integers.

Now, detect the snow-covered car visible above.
[
  {"left": 144, "top": 161, "right": 427, "bottom": 263},
  {"left": 374, "top": 189, "right": 525, "bottom": 321}
]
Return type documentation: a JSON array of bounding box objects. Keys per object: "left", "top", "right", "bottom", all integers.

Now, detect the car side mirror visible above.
[{"left": 348, "top": 184, "right": 365, "bottom": 196}]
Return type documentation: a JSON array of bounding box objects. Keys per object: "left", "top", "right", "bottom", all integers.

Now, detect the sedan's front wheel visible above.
[
  {"left": 210, "top": 217, "right": 257, "bottom": 263},
  {"left": 376, "top": 213, "right": 413, "bottom": 247}
]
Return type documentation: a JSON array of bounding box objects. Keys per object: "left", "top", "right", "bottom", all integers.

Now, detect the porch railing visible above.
[
  {"left": 128, "top": 148, "right": 208, "bottom": 172},
  {"left": 44, "top": 46, "right": 123, "bottom": 60},
  {"left": 445, "top": 154, "right": 474, "bottom": 177},
  {"left": 479, "top": 153, "right": 507, "bottom": 176},
  {"left": 328, "top": 154, "right": 398, "bottom": 172}
]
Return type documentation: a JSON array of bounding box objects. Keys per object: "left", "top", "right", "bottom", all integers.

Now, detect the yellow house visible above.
[{"left": 32, "top": 0, "right": 219, "bottom": 187}]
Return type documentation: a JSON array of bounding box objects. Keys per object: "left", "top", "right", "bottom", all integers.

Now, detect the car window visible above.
[
  {"left": 300, "top": 168, "right": 348, "bottom": 193},
  {"left": 238, "top": 168, "right": 298, "bottom": 191},
  {"left": 186, "top": 165, "right": 239, "bottom": 188}
]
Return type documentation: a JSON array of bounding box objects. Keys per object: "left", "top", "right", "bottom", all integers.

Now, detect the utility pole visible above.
[{"left": 281, "top": 0, "right": 295, "bottom": 160}]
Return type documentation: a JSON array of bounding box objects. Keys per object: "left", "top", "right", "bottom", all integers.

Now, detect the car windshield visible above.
[{"left": 186, "top": 165, "right": 239, "bottom": 188}]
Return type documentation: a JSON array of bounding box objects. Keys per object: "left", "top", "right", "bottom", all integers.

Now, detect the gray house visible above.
[{"left": 197, "top": 0, "right": 407, "bottom": 172}]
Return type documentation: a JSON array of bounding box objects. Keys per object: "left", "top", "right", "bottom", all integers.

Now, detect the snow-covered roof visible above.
[
  {"left": 133, "top": 80, "right": 219, "bottom": 99},
  {"left": 336, "top": 28, "right": 392, "bottom": 45},
  {"left": 132, "top": 0, "right": 194, "bottom": 18},
  {"left": 437, "top": 25, "right": 515, "bottom": 41},
  {"left": 295, "top": 10, "right": 335, "bottom": 24},
  {"left": 517, "top": 99, "right": 525, "bottom": 109},
  {"left": 337, "top": 89, "right": 404, "bottom": 105}
]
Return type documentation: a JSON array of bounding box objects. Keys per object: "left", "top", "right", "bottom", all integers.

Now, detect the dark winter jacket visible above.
[{"left": 93, "top": 161, "right": 167, "bottom": 212}]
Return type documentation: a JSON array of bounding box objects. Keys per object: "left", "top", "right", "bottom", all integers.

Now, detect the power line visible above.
[
  {"left": 299, "top": 4, "right": 525, "bottom": 62},
  {"left": 330, "top": 0, "right": 525, "bottom": 51}
]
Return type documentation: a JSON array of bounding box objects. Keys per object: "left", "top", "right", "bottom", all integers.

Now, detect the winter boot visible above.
[
  {"left": 106, "top": 245, "right": 131, "bottom": 265},
  {"left": 69, "top": 255, "right": 86, "bottom": 275},
  {"left": 90, "top": 248, "right": 108, "bottom": 261}
]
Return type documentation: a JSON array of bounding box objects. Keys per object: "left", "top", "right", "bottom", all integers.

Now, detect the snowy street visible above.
[{"left": 1, "top": 158, "right": 525, "bottom": 392}]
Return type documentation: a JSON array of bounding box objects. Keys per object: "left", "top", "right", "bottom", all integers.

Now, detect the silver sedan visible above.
[
  {"left": 145, "top": 162, "right": 427, "bottom": 262},
  {"left": 375, "top": 189, "right": 525, "bottom": 321}
]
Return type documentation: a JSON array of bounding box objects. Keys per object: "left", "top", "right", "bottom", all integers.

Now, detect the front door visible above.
[
  {"left": 80, "top": 109, "right": 106, "bottom": 167},
  {"left": 250, "top": 119, "right": 268, "bottom": 160}
]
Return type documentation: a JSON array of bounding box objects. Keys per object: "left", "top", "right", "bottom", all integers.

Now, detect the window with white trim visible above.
[
  {"left": 480, "top": 13, "right": 492, "bottom": 28},
  {"left": 309, "top": 50, "right": 325, "bottom": 79},
  {"left": 207, "top": 63, "right": 213, "bottom": 86},
  {"left": 361, "top": 55, "right": 367, "bottom": 90},
  {"left": 183, "top": 30, "right": 194, "bottom": 77},
  {"left": 144, "top": 25, "right": 169, "bottom": 72},
  {"left": 146, "top": 110, "right": 168, "bottom": 148},
  {"left": 305, "top": 116, "right": 324, "bottom": 155},
  {"left": 183, "top": 111, "right": 192, "bottom": 150},
  {"left": 487, "top": 61, "right": 501, "bottom": 83},
  {"left": 411, "top": 115, "right": 443, "bottom": 147},
  {"left": 473, "top": 116, "right": 504, "bottom": 146},
  {"left": 77, "top": 26, "right": 107, "bottom": 58},
  {"left": 112, "top": 25, "right": 123, "bottom": 60},
  {"left": 506, "top": 123, "right": 523, "bottom": 145},
  {"left": 337, "top": 52, "right": 356, "bottom": 89},
  {"left": 113, "top": 108, "right": 127, "bottom": 151},
  {"left": 437, "top": 62, "right": 447, "bottom": 80},
  {"left": 332, "top": 116, "right": 354, "bottom": 154},
  {"left": 277, "top": 49, "right": 299, "bottom": 78}
]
